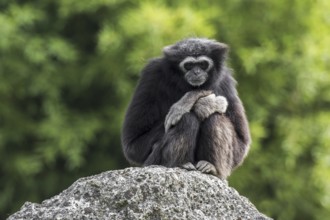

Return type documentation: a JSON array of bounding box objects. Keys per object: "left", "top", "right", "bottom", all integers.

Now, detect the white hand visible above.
[
  {"left": 214, "top": 96, "right": 228, "bottom": 113},
  {"left": 164, "top": 104, "right": 188, "bottom": 133},
  {"left": 193, "top": 95, "right": 228, "bottom": 120}
]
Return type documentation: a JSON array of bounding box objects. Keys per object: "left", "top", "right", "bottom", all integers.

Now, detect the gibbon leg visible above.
[
  {"left": 161, "top": 113, "right": 200, "bottom": 167},
  {"left": 196, "top": 113, "right": 235, "bottom": 179}
]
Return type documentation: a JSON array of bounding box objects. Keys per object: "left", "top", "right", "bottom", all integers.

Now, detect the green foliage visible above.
[{"left": 0, "top": 0, "right": 329, "bottom": 219}]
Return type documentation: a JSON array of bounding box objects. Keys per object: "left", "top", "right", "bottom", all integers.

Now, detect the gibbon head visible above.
[{"left": 163, "top": 38, "right": 228, "bottom": 87}]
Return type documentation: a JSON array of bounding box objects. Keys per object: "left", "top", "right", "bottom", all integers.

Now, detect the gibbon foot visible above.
[
  {"left": 181, "top": 162, "right": 196, "bottom": 171},
  {"left": 196, "top": 160, "right": 217, "bottom": 175}
]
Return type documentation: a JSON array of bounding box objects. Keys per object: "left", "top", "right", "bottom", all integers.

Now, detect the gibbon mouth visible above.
[
  {"left": 188, "top": 79, "right": 206, "bottom": 86},
  {"left": 187, "top": 75, "right": 207, "bottom": 86}
]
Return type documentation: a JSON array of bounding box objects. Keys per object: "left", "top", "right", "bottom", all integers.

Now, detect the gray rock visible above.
[{"left": 8, "top": 166, "right": 272, "bottom": 220}]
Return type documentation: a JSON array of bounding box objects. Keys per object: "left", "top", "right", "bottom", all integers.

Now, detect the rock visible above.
[{"left": 8, "top": 166, "right": 272, "bottom": 220}]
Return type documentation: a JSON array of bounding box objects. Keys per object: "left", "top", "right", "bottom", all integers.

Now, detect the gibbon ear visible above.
[
  {"left": 211, "top": 42, "right": 229, "bottom": 58},
  {"left": 163, "top": 45, "right": 177, "bottom": 57},
  {"left": 163, "top": 45, "right": 183, "bottom": 61}
]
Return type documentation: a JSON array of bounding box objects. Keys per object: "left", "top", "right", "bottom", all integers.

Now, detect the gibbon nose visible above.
[{"left": 193, "top": 68, "right": 203, "bottom": 76}]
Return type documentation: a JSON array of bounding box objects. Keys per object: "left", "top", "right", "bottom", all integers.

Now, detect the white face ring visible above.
[{"left": 179, "top": 56, "right": 214, "bottom": 72}]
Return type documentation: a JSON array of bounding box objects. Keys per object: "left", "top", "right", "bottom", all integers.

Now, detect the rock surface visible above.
[{"left": 8, "top": 166, "right": 272, "bottom": 220}]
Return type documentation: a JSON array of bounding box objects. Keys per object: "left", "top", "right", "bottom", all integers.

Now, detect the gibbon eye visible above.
[
  {"left": 184, "top": 62, "right": 195, "bottom": 71},
  {"left": 199, "top": 61, "right": 209, "bottom": 70}
]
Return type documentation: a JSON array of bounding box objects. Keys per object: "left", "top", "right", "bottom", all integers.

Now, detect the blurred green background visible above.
[{"left": 0, "top": 0, "right": 329, "bottom": 219}]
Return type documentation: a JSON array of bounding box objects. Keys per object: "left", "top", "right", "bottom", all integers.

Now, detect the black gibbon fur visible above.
[{"left": 121, "top": 38, "right": 251, "bottom": 178}]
